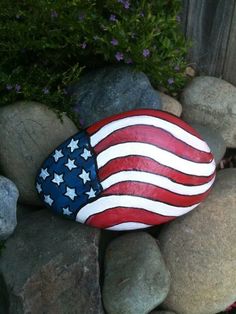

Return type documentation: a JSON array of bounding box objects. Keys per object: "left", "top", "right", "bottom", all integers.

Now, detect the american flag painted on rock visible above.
[{"left": 36, "top": 109, "right": 216, "bottom": 231}]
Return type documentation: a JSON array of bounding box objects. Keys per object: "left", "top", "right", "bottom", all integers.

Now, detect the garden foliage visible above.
[{"left": 0, "top": 0, "right": 188, "bottom": 113}]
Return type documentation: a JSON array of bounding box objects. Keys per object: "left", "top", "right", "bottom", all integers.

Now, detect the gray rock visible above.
[
  {"left": 158, "top": 169, "right": 236, "bottom": 314},
  {"left": 69, "top": 66, "right": 162, "bottom": 127},
  {"left": 160, "top": 92, "right": 182, "bottom": 117},
  {"left": 181, "top": 76, "right": 236, "bottom": 147},
  {"left": 102, "top": 232, "right": 170, "bottom": 314},
  {"left": 0, "top": 102, "right": 78, "bottom": 205},
  {"left": 0, "top": 210, "right": 104, "bottom": 314},
  {"left": 190, "top": 123, "right": 226, "bottom": 165},
  {"left": 0, "top": 176, "right": 18, "bottom": 240},
  {"left": 150, "top": 311, "right": 176, "bottom": 314}
]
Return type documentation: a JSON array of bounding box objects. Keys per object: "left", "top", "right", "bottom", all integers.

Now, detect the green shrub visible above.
[{"left": 0, "top": 0, "right": 188, "bottom": 113}]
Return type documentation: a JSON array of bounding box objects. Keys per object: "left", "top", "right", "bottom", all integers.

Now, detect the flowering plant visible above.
[{"left": 0, "top": 0, "right": 188, "bottom": 113}]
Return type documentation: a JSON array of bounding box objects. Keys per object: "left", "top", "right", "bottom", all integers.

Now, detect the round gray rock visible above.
[
  {"left": 158, "top": 169, "right": 236, "bottom": 314},
  {"left": 0, "top": 102, "right": 78, "bottom": 205},
  {"left": 190, "top": 123, "right": 226, "bottom": 165},
  {"left": 69, "top": 66, "right": 162, "bottom": 127},
  {"left": 102, "top": 232, "right": 170, "bottom": 314},
  {"left": 181, "top": 76, "right": 236, "bottom": 147},
  {"left": 0, "top": 176, "right": 19, "bottom": 240},
  {"left": 160, "top": 92, "right": 182, "bottom": 117},
  {"left": 150, "top": 311, "right": 176, "bottom": 314},
  {"left": 0, "top": 209, "right": 104, "bottom": 314}
]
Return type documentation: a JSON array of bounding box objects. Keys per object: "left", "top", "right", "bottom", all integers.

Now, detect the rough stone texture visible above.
[
  {"left": 0, "top": 176, "right": 18, "bottom": 240},
  {"left": 103, "top": 232, "right": 170, "bottom": 314},
  {"left": 0, "top": 102, "right": 78, "bottom": 205},
  {"left": 190, "top": 122, "right": 226, "bottom": 165},
  {"left": 0, "top": 210, "right": 103, "bottom": 314},
  {"left": 69, "top": 66, "right": 162, "bottom": 127},
  {"left": 160, "top": 93, "right": 182, "bottom": 117},
  {"left": 181, "top": 76, "right": 236, "bottom": 147},
  {"left": 158, "top": 169, "right": 236, "bottom": 314}
]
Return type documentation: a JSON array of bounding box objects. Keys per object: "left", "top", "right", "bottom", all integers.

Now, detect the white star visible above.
[
  {"left": 52, "top": 173, "right": 64, "bottom": 186},
  {"left": 79, "top": 169, "right": 91, "bottom": 184},
  {"left": 62, "top": 207, "right": 72, "bottom": 216},
  {"left": 65, "top": 187, "right": 77, "bottom": 200},
  {"left": 81, "top": 148, "right": 92, "bottom": 160},
  {"left": 67, "top": 138, "right": 79, "bottom": 152},
  {"left": 85, "top": 187, "right": 96, "bottom": 199},
  {"left": 44, "top": 194, "right": 54, "bottom": 206},
  {"left": 65, "top": 158, "right": 77, "bottom": 171},
  {"left": 36, "top": 183, "right": 42, "bottom": 193},
  {"left": 53, "top": 149, "right": 64, "bottom": 162},
  {"left": 39, "top": 168, "right": 50, "bottom": 180}
]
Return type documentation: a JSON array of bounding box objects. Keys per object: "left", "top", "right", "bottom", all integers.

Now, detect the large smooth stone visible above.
[
  {"left": 181, "top": 76, "right": 236, "bottom": 147},
  {"left": 68, "top": 66, "right": 162, "bottom": 127},
  {"left": 160, "top": 92, "right": 182, "bottom": 117},
  {"left": 0, "top": 102, "right": 78, "bottom": 205},
  {"left": 0, "top": 210, "right": 104, "bottom": 314},
  {"left": 36, "top": 109, "right": 216, "bottom": 231},
  {"left": 190, "top": 123, "right": 226, "bottom": 165},
  {"left": 0, "top": 176, "right": 18, "bottom": 240},
  {"left": 150, "top": 311, "right": 176, "bottom": 314},
  {"left": 102, "top": 232, "right": 170, "bottom": 314},
  {"left": 158, "top": 169, "right": 236, "bottom": 314}
]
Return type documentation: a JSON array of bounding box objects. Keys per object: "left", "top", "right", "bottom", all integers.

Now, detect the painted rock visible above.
[{"left": 36, "top": 109, "right": 216, "bottom": 231}]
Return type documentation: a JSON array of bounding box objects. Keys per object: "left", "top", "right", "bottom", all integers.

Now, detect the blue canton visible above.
[{"left": 35, "top": 131, "right": 102, "bottom": 220}]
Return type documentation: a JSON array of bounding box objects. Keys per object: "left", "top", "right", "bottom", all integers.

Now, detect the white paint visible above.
[
  {"left": 106, "top": 222, "right": 152, "bottom": 231},
  {"left": 90, "top": 115, "right": 210, "bottom": 152},
  {"left": 76, "top": 195, "right": 199, "bottom": 223},
  {"left": 96, "top": 143, "right": 216, "bottom": 177},
  {"left": 101, "top": 171, "right": 215, "bottom": 195}
]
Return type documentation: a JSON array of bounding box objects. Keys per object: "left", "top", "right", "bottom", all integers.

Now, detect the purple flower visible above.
[
  {"left": 42, "top": 87, "right": 50, "bottom": 94},
  {"left": 16, "top": 14, "right": 21, "bottom": 19},
  {"left": 6, "top": 84, "right": 13, "bottom": 91},
  {"left": 115, "top": 52, "right": 124, "bottom": 61},
  {"left": 174, "top": 65, "right": 180, "bottom": 71},
  {"left": 140, "top": 11, "right": 145, "bottom": 17},
  {"left": 143, "top": 49, "right": 150, "bottom": 58},
  {"left": 51, "top": 10, "right": 58, "bottom": 18},
  {"left": 15, "top": 84, "right": 21, "bottom": 93},
  {"left": 109, "top": 14, "right": 117, "bottom": 22},
  {"left": 78, "top": 13, "right": 85, "bottom": 21},
  {"left": 167, "top": 78, "right": 175, "bottom": 85},
  {"left": 123, "top": 1, "right": 130, "bottom": 9},
  {"left": 111, "top": 38, "right": 118, "bottom": 46},
  {"left": 125, "top": 58, "right": 133, "bottom": 64},
  {"left": 81, "top": 42, "right": 87, "bottom": 49}
]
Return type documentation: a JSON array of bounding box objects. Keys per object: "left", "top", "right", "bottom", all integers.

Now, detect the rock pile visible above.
[{"left": 0, "top": 69, "right": 235, "bottom": 314}]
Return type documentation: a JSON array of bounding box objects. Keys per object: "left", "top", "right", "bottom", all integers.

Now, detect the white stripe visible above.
[
  {"left": 97, "top": 143, "right": 215, "bottom": 177},
  {"left": 101, "top": 171, "right": 215, "bottom": 195},
  {"left": 106, "top": 222, "right": 152, "bottom": 231},
  {"left": 76, "top": 195, "right": 199, "bottom": 223},
  {"left": 90, "top": 115, "right": 210, "bottom": 152}
]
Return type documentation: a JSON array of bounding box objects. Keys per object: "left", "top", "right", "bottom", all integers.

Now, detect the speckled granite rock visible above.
[
  {"left": 0, "top": 210, "right": 103, "bottom": 314},
  {"left": 69, "top": 66, "right": 162, "bottom": 127}
]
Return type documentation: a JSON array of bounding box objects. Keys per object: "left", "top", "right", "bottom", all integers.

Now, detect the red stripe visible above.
[
  {"left": 87, "top": 109, "right": 201, "bottom": 138},
  {"left": 86, "top": 207, "right": 176, "bottom": 229},
  {"left": 98, "top": 156, "right": 216, "bottom": 186},
  {"left": 102, "top": 182, "right": 210, "bottom": 206},
  {"left": 94, "top": 125, "right": 212, "bottom": 162}
]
